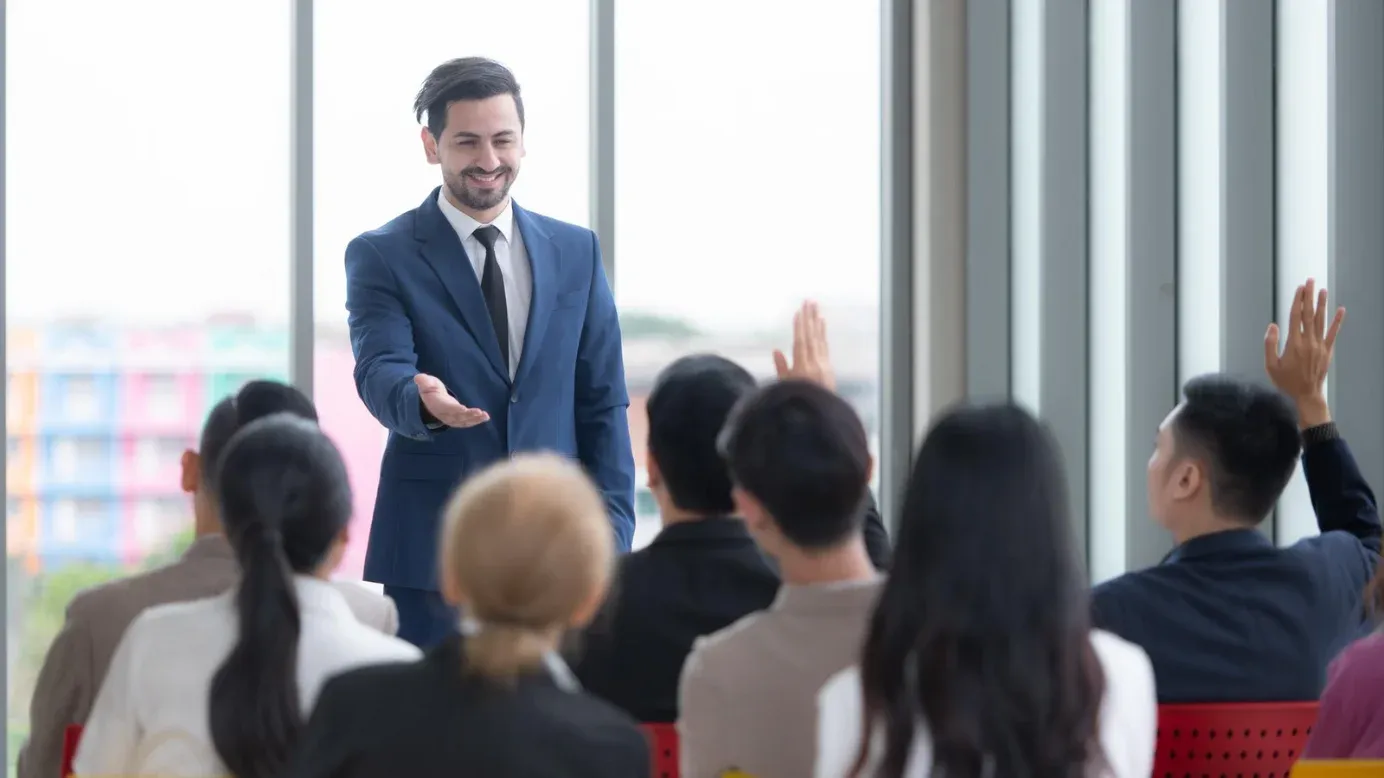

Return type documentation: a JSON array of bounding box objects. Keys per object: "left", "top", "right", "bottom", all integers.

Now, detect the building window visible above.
[
  {"left": 52, "top": 437, "right": 109, "bottom": 481},
  {"left": 51, "top": 499, "right": 104, "bottom": 544},
  {"left": 65, "top": 375, "right": 100, "bottom": 422},
  {"left": 145, "top": 374, "right": 182, "bottom": 422}
]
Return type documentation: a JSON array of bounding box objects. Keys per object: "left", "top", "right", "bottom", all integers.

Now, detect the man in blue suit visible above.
[{"left": 345, "top": 57, "right": 635, "bottom": 647}]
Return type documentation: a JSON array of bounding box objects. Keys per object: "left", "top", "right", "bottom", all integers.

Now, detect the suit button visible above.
[{"left": 510, "top": 393, "right": 518, "bottom": 404}]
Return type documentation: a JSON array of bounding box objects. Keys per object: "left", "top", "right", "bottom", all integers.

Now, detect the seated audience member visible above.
[
  {"left": 574, "top": 302, "right": 889, "bottom": 723},
  {"left": 18, "top": 380, "right": 399, "bottom": 778},
  {"left": 1092, "top": 281, "right": 1380, "bottom": 702},
  {"left": 678, "top": 379, "right": 882, "bottom": 778},
  {"left": 73, "top": 414, "right": 420, "bottom": 778},
  {"left": 284, "top": 453, "right": 650, "bottom": 778},
  {"left": 1303, "top": 553, "right": 1384, "bottom": 759},
  {"left": 816, "top": 403, "right": 1157, "bottom": 778}
]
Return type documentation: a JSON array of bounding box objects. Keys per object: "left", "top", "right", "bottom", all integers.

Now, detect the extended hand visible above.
[
  {"left": 773, "top": 300, "right": 836, "bottom": 391},
  {"left": 414, "top": 374, "right": 490, "bottom": 428},
  {"left": 1264, "top": 278, "right": 1343, "bottom": 418}
]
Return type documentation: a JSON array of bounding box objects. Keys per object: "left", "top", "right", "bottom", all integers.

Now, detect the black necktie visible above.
[{"left": 473, "top": 226, "right": 508, "bottom": 372}]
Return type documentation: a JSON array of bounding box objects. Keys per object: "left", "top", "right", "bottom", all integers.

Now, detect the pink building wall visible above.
[{"left": 313, "top": 346, "right": 383, "bottom": 581}]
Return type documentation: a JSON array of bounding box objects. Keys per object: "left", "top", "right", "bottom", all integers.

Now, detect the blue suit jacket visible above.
[
  {"left": 345, "top": 189, "right": 636, "bottom": 591},
  {"left": 1092, "top": 431, "right": 1382, "bottom": 703}
]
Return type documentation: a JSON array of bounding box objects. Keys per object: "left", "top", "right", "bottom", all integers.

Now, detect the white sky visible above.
[{"left": 5, "top": 0, "right": 882, "bottom": 333}]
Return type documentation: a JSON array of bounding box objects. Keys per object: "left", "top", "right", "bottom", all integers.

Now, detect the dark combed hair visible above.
[
  {"left": 718, "top": 379, "right": 870, "bottom": 548},
  {"left": 1172, "top": 374, "right": 1302, "bottom": 523},
  {"left": 646, "top": 354, "right": 757, "bottom": 515},
  {"left": 853, "top": 403, "right": 1104, "bottom": 778},
  {"left": 198, "top": 379, "right": 318, "bottom": 483},
  {"left": 414, "top": 57, "right": 524, "bottom": 138},
  {"left": 207, "top": 414, "right": 353, "bottom": 778}
]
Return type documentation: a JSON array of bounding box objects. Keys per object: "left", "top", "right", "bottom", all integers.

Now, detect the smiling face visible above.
[{"left": 422, "top": 93, "right": 525, "bottom": 220}]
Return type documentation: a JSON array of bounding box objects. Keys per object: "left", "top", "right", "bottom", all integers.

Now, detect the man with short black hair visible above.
[
  {"left": 573, "top": 303, "right": 889, "bottom": 724},
  {"left": 677, "top": 371, "right": 881, "bottom": 778},
  {"left": 346, "top": 57, "right": 635, "bottom": 646},
  {"left": 1093, "top": 280, "right": 1381, "bottom": 702}
]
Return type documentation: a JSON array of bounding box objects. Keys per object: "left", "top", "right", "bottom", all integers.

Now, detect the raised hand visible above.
[
  {"left": 414, "top": 374, "right": 490, "bottom": 428},
  {"left": 773, "top": 300, "right": 836, "bottom": 391},
  {"left": 1265, "top": 278, "right": 1344, "bottom": 428}
]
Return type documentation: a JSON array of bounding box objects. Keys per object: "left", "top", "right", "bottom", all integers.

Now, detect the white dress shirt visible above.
[
  {"left": 436, "top": 192, "right": 532, "bottom": 378},
  {"left": 73, "top": 576, "right": 421, "bottom": 778},
  {"left": 813, "top": 630, "right": 1158, "bottom": 778}
]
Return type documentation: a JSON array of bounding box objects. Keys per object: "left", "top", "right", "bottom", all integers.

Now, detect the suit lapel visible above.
[
  {"left": 514, "top": 204, "right": 557, "bottom": 389},
  {"left": 414, "top": 190, "right": 509, "bottom": 382}
]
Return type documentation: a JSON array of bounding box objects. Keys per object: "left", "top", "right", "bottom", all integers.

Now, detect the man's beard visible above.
[{"left": 445, "top": 166, "right": 514, "bottom": 211}]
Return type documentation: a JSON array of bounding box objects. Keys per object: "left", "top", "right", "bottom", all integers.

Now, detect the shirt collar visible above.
[
  {"left": 436, "top": 189, "right": 514, "bottom": 245},
  {"left": 1161, "top": 527, "right": 1273, "bottom": 565}
]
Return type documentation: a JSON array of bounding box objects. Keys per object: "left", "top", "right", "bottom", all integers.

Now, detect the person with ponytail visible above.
[
  {"left": 814, "top": 404, "right": 1158, "bottom": 778},
  {"left": 73, "top": 414, "right": 419, "bottom": 778},
  {"left": 284, "top": 453, "right": 650, "bottom": 778}
]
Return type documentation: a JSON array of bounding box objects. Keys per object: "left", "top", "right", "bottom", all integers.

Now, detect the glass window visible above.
[
  {"left": 313, "top": 0, "right": 589, "bottom": 578},
  {"left": 5, "top": 0, "right": 290, "bottom": 757},
  {"left": 614, "top": 0, "right": 882, "bottom": 544}
]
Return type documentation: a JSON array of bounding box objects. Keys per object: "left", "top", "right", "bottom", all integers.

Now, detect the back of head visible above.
[
  {"left": 199, "top": 379, "right": 319, "bottom": 487},
  {"left": 646, "top": 354, "right": 757, "bottom": 514},
  {"left": 415, "top": 56, "right": 524, "bottom": 138},
  {"left": 1172, "top": 374, "right": 1301, "bottom": 523},
  {"left": 718, "top": 379, "right": 871, "bottom": 549},
  {"left": 854, "top": 403, "right": 1102, "bottom": 778},
  {"left": 207, "top": 414, "right": 352, "bottom": 778},
  {"left": 440, "top": 453, "right": 613, "bottom": 683}
]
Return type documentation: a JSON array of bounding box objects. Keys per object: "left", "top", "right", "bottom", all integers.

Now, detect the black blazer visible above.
[
  {"left": 572, "top": 499, "right": 889, "bottom": 723},
  {"left": 284, "top": 634, "right": 650, "bottom": 778},
  {"left": 1092, "top": 430, "right": 1382, "bottom": 703}
]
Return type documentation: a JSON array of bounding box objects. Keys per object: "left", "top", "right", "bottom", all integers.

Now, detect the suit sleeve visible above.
[
  {"left": 1302, "top": 433, "right": 1383, "bottom": 554},
  {"left": 18, "top": 602, "right": 98, "bottom": 778},
  {"left": 345, "top": 235, "right": 433, "bottom": 441},
  {"left": 575, "top": 232, "right": 636, "bottom": 552},
  {"left": 282, "top": 675, "right": 355, "bottom": 778},
  {"left": 860, "top": 492, "right": 892, "bottom": 570}
]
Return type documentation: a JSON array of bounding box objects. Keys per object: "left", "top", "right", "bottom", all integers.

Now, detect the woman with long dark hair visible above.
[
  {"left": 74, "top": 414, "right": 419, "bottom": 778},
  {"left": 814, "top": 403, "right": 1156, "bottom": 778}
]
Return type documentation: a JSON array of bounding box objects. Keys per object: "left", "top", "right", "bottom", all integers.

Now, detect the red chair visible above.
[
  {"left": 1155, "top": 703, "right": 1318, "bottom": 778},
  {"left": 60, "top": 724, "right": 83, "bottom": 778},
  {"left": 642, "top": 723, "right": 678, "bottom": 778}
]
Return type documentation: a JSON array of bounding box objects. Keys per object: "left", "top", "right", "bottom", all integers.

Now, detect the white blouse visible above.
[
  {"left": 814, "top": 630, "right": 1157, "bottom": 778},
  {"left": 74, "top": 575, "right": 421, "bottom": 778}
]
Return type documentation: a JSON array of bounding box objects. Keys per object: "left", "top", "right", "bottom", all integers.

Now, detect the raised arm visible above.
[
  {"left": 1265, "top": 279, "right": 1381, "bottom": 553},
  {"left": 574, "top": 232, "right": 637, "bottom": 552}
]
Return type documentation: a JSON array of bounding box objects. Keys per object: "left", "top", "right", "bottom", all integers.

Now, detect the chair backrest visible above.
[
  {"left": 60, "top": 724, "right": 83, "bottom": 778},
  {"left": 1155, "top": 702, "right": 1318, "bottom": 778},
  {"left": 642, "top": 723, "right": 678, "bottom": 778},
  {"left": 1292, "top": 761, "right": 1384, "bottom": 776}
]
